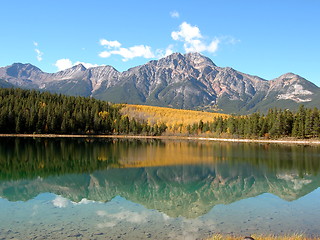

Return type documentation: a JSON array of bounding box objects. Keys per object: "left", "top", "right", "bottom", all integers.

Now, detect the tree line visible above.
[
  {"left": 0, "top": 88, "right": 167, "bottom": 135},
  {"left": 187, "top": 106, "right": 320, "bottom": 139}
]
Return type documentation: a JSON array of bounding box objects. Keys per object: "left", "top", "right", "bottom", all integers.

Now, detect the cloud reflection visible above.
[
  {"left": 96, "top": 208, "right": 151, "bottom": 229},
  {"left": 52, "top": 195, "right": 69, "bottom": 208},
  {"left": 96, "top": 210, "right": 107, "bottom": 217},
  {"left": 97, "top": 222, "right": 117, "bottom": 228},
  {"left": 72, "top": 198, "right": 95, "bottom": 205}
]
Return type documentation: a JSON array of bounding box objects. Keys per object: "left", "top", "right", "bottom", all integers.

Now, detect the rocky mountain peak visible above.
[
  {"left": 269, "top": 72, "right": 316, "bottom": 103},
  {"left": 276, "top": 72, "right": 302, "bottom": 81},
  {"left": 156, "top": 52, "right": 216, "bottom": 70},
  {"left": 10, "top": 62, "right": 42, "bottom": 70},
  {"left": 4, "top": 63, "right": 42, "bottom": 79},
  {"left": 71, "top": 64, "right": 87, "bottom": 71},
  {"left": 271, "top": 72, "right": 310, "bottom": 88},
  {"left": 91, "top": 65, "right": 117, "bottom": 71},
  {"left": 51, "top": 64, "right": 86, "bottom": 75},
  {"left": 9, "top": 62, "right": 42, "bottom": 72},
  {"left": 184, "top": 52, "right": 216, "bottom": 68},
  {"left": 167, "top": 52, "right": 184, "bottom": 59},
  {"left": 156, "top": 52, "right": 185, "bottom": 67}
]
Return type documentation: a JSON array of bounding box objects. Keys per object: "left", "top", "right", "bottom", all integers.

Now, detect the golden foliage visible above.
[
  {"left": 39, "top": 102, "right": 46, "bottom": 108},
  {"left": 98, "top": 111, "right": 109, "bottom": 119},
  {"left": 121, "top": 104, "right": 229, "bottom": 134}
]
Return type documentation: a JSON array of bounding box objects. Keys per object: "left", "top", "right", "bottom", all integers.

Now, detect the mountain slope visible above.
[{"left": 0, "top": 53, "right": 319, "bottom": 113}]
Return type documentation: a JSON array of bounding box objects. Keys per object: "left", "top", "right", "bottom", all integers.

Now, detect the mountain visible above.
[{"left": 0, "top": 53, "right": 319, "bottom": 114}]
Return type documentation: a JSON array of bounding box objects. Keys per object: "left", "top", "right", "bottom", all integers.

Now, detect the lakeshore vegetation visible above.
[{"left": 1, "top": 88, "right": 320, "bottom": 139}]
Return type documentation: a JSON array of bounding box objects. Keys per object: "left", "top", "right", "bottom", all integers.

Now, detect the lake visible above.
[{"left": 0, "top": 138, "right": 320, "bottom": 239}]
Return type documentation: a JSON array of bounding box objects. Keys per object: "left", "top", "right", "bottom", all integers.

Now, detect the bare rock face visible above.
[
  {"left": 270, "top": 73, "right": 316, "bottom": 103},
  {"left": 0, "top": 53, "right": 319, "bottom": 113}
]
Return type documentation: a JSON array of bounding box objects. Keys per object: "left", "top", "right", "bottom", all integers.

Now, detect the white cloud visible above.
[
  {"left": 207, "top": 39, "right": 220, "bottom": 52},
  {"left": 184, "top": 38, "right": 220, "bottom": 53},
  {"left": 184, "top": 39, "right": 207, "bottom": 53},
  {"left": 156, "top": 44, "right": 175, "bottom": 58},
  {"left": 100, "top": 39, "right": 121, "bottom": 48},
  {"left": 220, "top": 35, "right": 241, "bottom": 45},
  {"left": 52, "top": 195, "right": 69, "bottom": 208},
  {"left": 97, "top": 22, "right": 234, "bottom": 62},
  {"left": 54, "top": 59, "right": 101, "bottom": 71},
  {"left": 165, "top": 45, "right": 174, "bottom": 56},
  {"left": 99, "top": 51, "right": 112, "bottom": 58},
  {"left": 171, "top": 22, "right": 202, "bottom": 42},
  {"left": 99, "top": 42, "right": 155, "bottom": 61},
  {"left": 54, "top": 58, "right": 73, "bottom": 71},
  {"left": 111, "top": 45, "right": 154, "bottom": 61},
  {"left": 171, "top": 22, "right": 220, "bottom": 54},
  {"left": 170, "top": 11, "right": 180, "bottom": 18},
  {"left": 35, "top": 48, "right": 44, "bottom": 61},
  {"left": 33, "top": 41, "right": 43, "bottom": 61}
]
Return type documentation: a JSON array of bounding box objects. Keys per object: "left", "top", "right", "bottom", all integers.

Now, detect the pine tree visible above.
[
  {"left": 283, "top": 109, "right": 293, "bottom": 136},
  {"left": 311, "top": 108, "right": 320, "bottom": 137},
  {"left": 305, "top": 108, "right": 313, "bottom": 137}
]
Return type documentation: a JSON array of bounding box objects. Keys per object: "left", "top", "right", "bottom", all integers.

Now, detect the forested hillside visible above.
[
  {"left": 0, "top": 88, "right": 166, "bottom": 135},
  {"left": 0, "top": 88, "right": 319, "bottom": 139}
]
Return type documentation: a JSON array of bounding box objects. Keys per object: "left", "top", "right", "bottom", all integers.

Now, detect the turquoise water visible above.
[{"left": 0, "top": 138, "right": 320, "bottom": 239}]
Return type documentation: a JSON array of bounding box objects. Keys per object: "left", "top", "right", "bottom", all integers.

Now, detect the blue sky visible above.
[{"left": 1, "top": 0, "right": 320, "bottom": 86}]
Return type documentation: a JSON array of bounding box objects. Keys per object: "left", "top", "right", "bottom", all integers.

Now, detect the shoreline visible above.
[{"left": 1, "top": 134, "right": 320, "bottom": 145}]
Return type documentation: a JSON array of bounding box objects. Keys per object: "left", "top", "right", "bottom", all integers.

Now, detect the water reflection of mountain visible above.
[
  {"left": 1, "top": 138, "right": 320, "bottom": 218},
  {"left": 1, "top": 164, "right": 320, "bottom": 218}
]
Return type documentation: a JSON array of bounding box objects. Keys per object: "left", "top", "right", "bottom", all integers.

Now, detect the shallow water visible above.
[{"left": 0, "top": 138, "right": 320, "bottom": 239}]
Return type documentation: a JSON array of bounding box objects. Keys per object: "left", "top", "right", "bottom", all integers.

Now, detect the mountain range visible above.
[{"left": 1, "top": 52, "right": 319, "bottom": 114}]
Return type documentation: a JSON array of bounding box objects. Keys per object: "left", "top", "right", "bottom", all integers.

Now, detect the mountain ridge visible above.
[{"left": 0, "top": 52, "right": 319, "bottom": 114}]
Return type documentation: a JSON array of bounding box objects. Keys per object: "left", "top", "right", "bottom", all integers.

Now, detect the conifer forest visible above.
[{"left": 1, "top": 88, "right": 320, "bottom": 139}]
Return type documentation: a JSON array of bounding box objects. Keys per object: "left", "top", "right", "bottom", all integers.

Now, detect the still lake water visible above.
[{"left": 0, "top": 138, "right": 320, "bottom": 239}]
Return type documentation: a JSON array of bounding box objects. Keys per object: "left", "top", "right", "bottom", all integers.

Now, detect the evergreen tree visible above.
[{"left": 312, "top": 108, "right": 320, "bottom": 137}]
